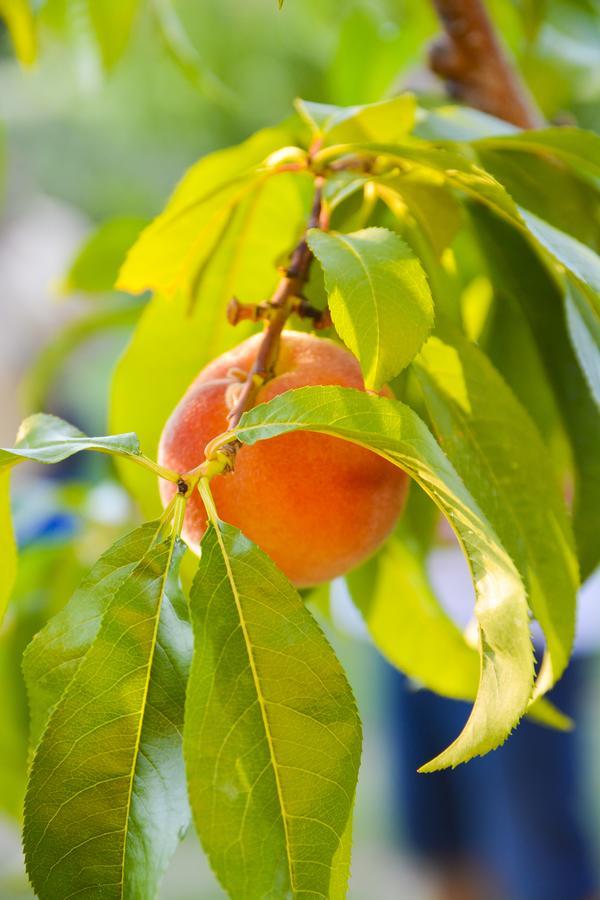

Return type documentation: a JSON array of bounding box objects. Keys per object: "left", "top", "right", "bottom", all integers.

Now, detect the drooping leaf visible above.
[
  {"left": 184, "top": 520, "right": 361, "bottom": 898},
  {"left": 23, "top": 530, "right": 191, "bottom": 900},
  {"left": 0, "top": 413, "right": 140, "bottom": 468},
  {"left": 471, "top": 204, "right": 600, "bottom": 579},
  {"left": 0, "top": 469, "right": 17, "bottom": 623},
  {"left": 348, "top": 532, "right": 479, "bottom": 700},
  {"left": 565, "top": 278, "right": 600, "bottom": 410},
  {"left": 307, "top": 227, "right": 434, "bottom": 390},
  {"left": 111, "top": 172, "right": 306, "bottom": 517},
  {"left": 346, "top": 532, "right": 570, "bottom": 732},
  {"left": 63, "top": 216, "right": 149, "bottom": 294},
  {"left": 520, "top": 209, "right": 600, "bottom": 303},
  {"left": 295, "top": 96, "right": 416, "bottom": 145},
  {"left": 117, "top": 124, "right": 300, "bottom": 297},
  {"left": 236, "top": 386, "right": 534, "bottom": 770},
  {"left": 414, "top": 329, "right": 578, "bottom": 697}
]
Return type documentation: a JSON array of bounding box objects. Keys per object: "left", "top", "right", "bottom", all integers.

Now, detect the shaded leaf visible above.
[
  {"left": 236, "top": 386, "right": 534, "bottom": 770},
  {"left": 565, "top": 278, "right": 600, "bottom": 410},
  {"left": 23, "top": 530, "right": 191, "bottom": 899},
  {"left": 184, "top": 520, "right": 361, "bottom": 898},
  {"left": 521, "top": 208, "right": 600, "bottom": 302},
  {"left": 474, "top": 128, "right": 600, "bottom": 181},
  {"left": 471, "top": 204, "right": 600, "bottom": 579},
  {"left": 307, "top": 227, "right": 433, "bottom": 390},
  {"left": 23, "top": 522, "right": 158, "bottom": 750},
  {"left": 414, "top": 329, "right": 578, "bottom": 696}
]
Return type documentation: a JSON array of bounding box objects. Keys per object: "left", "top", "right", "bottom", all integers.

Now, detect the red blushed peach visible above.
[{"left": 158, "top": 330, "right": 409, "bottom": 586}]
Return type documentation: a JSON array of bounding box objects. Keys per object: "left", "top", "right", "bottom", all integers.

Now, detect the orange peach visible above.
[{"left": 158, "top": 330, "right": 408, "bottom": 586}]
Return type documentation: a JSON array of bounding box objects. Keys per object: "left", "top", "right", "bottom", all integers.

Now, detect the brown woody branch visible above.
[
  {"left": 226, "top": 176, "right": 327, "bottom": 430},
  {"left": 429, "top": 0, "right": 544, "bottom": 128}
]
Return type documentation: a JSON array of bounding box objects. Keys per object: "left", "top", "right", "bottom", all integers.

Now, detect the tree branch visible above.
[
  {"left": 226, "top": 176, "right": 327, "bottom": 430},
  {"left": 429, "top": 0, "right": 544, "bottom": 128}
]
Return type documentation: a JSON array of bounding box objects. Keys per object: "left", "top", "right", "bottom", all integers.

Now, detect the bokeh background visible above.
[{"left": 1, "top": 1, "right": 600, "bottom": 897}]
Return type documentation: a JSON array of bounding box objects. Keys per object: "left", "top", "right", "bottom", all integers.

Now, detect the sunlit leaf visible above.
[
  {"left": 0, "top": 0, "right": 36, "bottom": 66},
  {"left": 24, "top": 530, "right": 191, "bottom": 899},
  {"left": 117, "top": 124, "right": 300, "bottom": 297},
  {"left": 295, "top": 96, "right": 416, "bottom": 145},
  {"left": 307, "top": 227, "right": 434, "bottom": 390},
  {"left": 414, "top": 329, "right": 578, "bottom": 697},
  {"left": 184, "top": 520, "right": 361, "bottom": 898},
  {"left": 0, "top": 470, "right": 17, "bottom": 623},
  {"left": 236, "top": 386, "right": 534, "bottom": 770},
  {"left": 111, "top": 173, "right": 306, "bottom": 516},
  {"left": 63, "top": 216, "right": 149, "bottom": 294}
]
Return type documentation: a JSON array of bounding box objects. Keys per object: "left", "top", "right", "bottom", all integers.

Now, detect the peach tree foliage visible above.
[{"left": 0, "top": 95, "right": 599, "bottom": 899}]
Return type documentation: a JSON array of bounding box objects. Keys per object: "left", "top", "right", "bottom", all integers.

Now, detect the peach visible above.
[{"left": 158, "top": 330, "right": 408, "bottom": 586}]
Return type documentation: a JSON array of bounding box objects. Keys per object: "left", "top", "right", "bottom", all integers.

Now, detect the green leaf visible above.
[
  {"left": 117, "top": 124, "right": 299, "bottom": 297},
  {"left": 376, "top": 170, "right": 462, "bottom": 257},
  {"left": 414, "top": 329, "right": 578, "bottom": 697},
  {"left": 474, "top": 128, "right": 600, "bottom": 181},
  {"left": 184, "top": 520, "right": 361, "bottom": 898},
  {"left": 346, "top": 534, "right": 570, "bottom": 732},
  {"left": 295, "top": 96, "right": 416, "bottom": 145},
  {"left": 0, "top": 469, "right": 17, "bottom": 623},
  {"left": 349, "top": 532, "right": 479, "bottom": 700},
  {"left": 471, "top": 204, "right": 600, "bottom": 579},
  {"left": 111, "top": 172, "right": 306, "bottom": 517},
  {"left": 88, "top": 0, "right": 141, "bottom": 70},
  {"left": 63, "top": 216, "right": 149, "bottom": 294},
  {"left": 0, "top": 413, "right": 140, "bottom": 468},
  {"left": 0, "top": 0, "right": 37, "bottom": 66},
  {"left": 520, "top": 209, "right": 600, "bottom": 301},
  {"left": 307, "top": 227, "right": 434, "bottom": 390},
  {"left": 236, "top": 386, "right": 534, "bottom": 770},
  {"left": 23, "top": 529, "right": 191, "bottom": 900},
  {"left": 565, "top": 279, "right": 600, "bottom": 410},
  {"left": 23, "top": 522, "right": 159, "bottom": 750},
  {"left": 476, "top": 147, "right": 600, "bottom": 249}
]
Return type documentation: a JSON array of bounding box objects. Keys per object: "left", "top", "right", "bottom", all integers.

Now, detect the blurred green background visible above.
[{"left": 1, "top": 1, "right": 599, "bottom": 897}]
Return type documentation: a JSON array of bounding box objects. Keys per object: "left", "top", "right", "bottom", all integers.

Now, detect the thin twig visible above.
[
  {"left": 429, "top": 0, "right": 544, "bottom": 128},
  {"left": 226, "top": 176, "right": 326, "bottom": 429}
]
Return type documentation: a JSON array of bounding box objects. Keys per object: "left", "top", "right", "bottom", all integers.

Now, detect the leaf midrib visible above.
[
  {"left": 116, "top": 538, "right": 177, "bottom": 897},
  {"left": 212, "top": 522, "right": 296, "bottom": 895}
]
